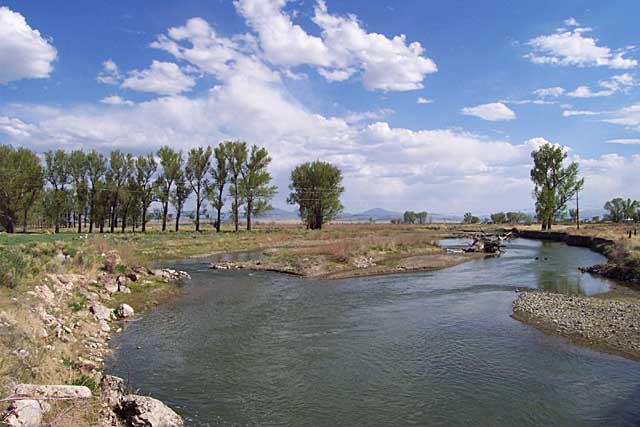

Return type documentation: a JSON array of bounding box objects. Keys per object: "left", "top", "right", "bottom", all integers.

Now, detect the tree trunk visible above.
[
  {"left": 142, "top": 206, "right": 148, "bottom": 233},
  {"left": 110, "top": 203, "right": 117, "bottom": 233},
  {"left": 195, "top": 198, "right": 201, "bottom": 232},
  {"left": 175, "top": 210, "right": 181, "bottom": 232},
  {"left": 162, "top": 201, "right": 168, "bottom": 231},
  {"left": 89, "top": 193, "right": 95, "bottom": 233},
  {"left": 233, "top": 180, "right": 239, "bottom": 232},
  {"left": 576, "top": 191, "right": 580, "bottom": 230},
  {"left": 246, "top": 198, "right": 252, "bottom": 231},
  {"left": 77, "top": 213, "right": 82, "bottom": 233}
]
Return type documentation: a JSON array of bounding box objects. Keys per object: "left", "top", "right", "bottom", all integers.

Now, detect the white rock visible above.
[
  {"left": 117, "top": 395, "right": 183, "bottom": 427},
  {"left": 14, "top": 384, "right": 92, "bottom": 400},
  {"left": 116, "top": 304, "right": 135, "bottom": 319},
  {"left": 90, "top": 302, "right": 114, "bottom": 321},
  {"left": 3, "top": 399, "right": 50, "bottom": 427}
]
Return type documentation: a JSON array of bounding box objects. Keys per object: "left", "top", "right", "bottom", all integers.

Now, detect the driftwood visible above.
[{"left": 463, "top": 231, "right": 514, "bottom": 254}]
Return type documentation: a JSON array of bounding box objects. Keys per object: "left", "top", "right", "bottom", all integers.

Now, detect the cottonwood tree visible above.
[
  {"left": 604, "top": 198, "right": 638, "bottom": 222},
  {"left": 531, "top": 144, "right": 584, "bottom": 231},
  {"left": 68, "top": 150, "right": 89, "bottom": 233},
  {"left": 225, "top": 141, "right": 247, "bottom": 232},
  {"left": 491, "top": 212, "right": 507, "bottom": 224},
  {"left": 86, "top": 151, "right": 107, "bottom": 233},
  {"left": 288, "top": 161, "right": 344, "bottom": 230},
  {"left": 209, "top": 143, "right": 228, "bottom": 232},
  {"left": 463, "top": 212, "right": 480, "bottom": 224},
  {"left": 417, "top": 211, "right": 428, "bottom": 225},
  {"left": 117, "top": 155, "right": 136, "bottom": 232},
  {"left": 170, "top": 173, "right": 192, "bottom": 232},
  {"left": 403, "top": 211, "right": 417, "bottom": 224},
  {"left": 156, "top": 146, "right": 183, "bottom": 232},
  {"left": 239, "top": 145, "right": 276, "bottom": 231},
  {"left": 0, "top": 146, "right": 44, "bottom": 233},
  {"left": 106, "top": 150, "right": 131, "bottom": 233},
  {"left": 185, "top": 146, "right": 212, "bottom": 232},
  {"left": 135, "top": 153, "right": 157, "bottom": 233},
  {"left": 44, "top": 150, "right": 71, "bottom": 233}
]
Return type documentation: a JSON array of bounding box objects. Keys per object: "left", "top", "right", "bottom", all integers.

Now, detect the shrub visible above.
[{"left": 0, "top": 248, "right": 28, "bottom": 288}]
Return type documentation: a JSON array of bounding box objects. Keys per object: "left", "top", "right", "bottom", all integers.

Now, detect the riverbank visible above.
[
  {"left": 512, "top": 224, "right": 640, "bottom": 360},
  {"left": 513, "top": 291, "right": 640, "bottom": 360},
  {"left": 0, "top": 223, "right": 496, "bottom": 424}
]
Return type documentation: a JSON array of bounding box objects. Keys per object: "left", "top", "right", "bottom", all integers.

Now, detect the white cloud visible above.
[
  {"left": 233, "top": 0, "right": 437, "bottom": 91},
  {"left": 97, "top": 59, "right": 121, "bottom": 85},
  {"left": 461, "top": 102, "right": 516, "bottom": 121},
  {"left": 562, "top": 110, "right": 602, "bottom": 117},
  {"left": 603, "top": 103, "right": 640, "bottom": 128},
  {"left": 0, "top": 6, "right": 57, "bottom": 84},
  {"left": 100, "top": 95, "right": 134, "bottom": 106},
  {"left": 568, "top": 74, "right": 635, "bottom": 98},
  {"left": 120, "top": 61, "right": 195, "bottom": 95},
  {"left": 564, "top": 18, "right": 580, "bottom": 27},
  {"left": 607, "top": 138, "right": 640, "bottom": 145},
  {"left": 526, "top": 23, "right": 637, "bottom": 69},
  {"left": 0, "top": 116, "right": 38, "bottom": 138},
  {"left": 344, "top": 109, "right": 393, "bottom": 124},
  {"left": 417, "top": 97, "right": 433, "bottom": 104},
  {"left": 533, "top": 87, "right": 565, "bottom": 97}
]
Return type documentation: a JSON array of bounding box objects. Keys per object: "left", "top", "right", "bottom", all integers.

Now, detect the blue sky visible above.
[{"left": 1, "top": 0, "right": 639, "bottom": 215}]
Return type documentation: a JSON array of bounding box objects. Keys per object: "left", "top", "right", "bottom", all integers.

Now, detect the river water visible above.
[{"left": 107, "top": 238, "right": 640, "bottom": 426}]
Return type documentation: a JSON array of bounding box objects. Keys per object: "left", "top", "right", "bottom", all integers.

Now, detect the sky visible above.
[{"left": 1, "top": 0, "right": 639, "bottom": 215}]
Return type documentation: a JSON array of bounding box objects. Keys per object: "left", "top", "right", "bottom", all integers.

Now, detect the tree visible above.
[
  {"left": 117, "top": 154, "right": 135, "bottom": 233},
  {"left": 463, "top": 212, "right": 480, "bottom": 224},
  {"left": 86, "top": 151, "right": 107, "bottom": 233},
  {"left": 106, "top": 150, "right": 131, "bottom": 233},
  {"left": 604, "top": 197, "right": 638, "bottom": 222},
  {"left": 403, "top": 211, "right": 417, "bottom": 224},
  {"left": 156, "top": 147, "right": 183, "bottom": 232},
  {"left": 209, "top": 144, "right": 228, "bottom": 232},
  {"left": 0, "top": 146, "right": 44, "bottom": 233},
  {"left": 185, "top": 146, "right": 212, "bottom": 232},
  {"left": 288, "top": 161, "right": 344, "bottom": 230},
  {"left": 569, "top": 208, "right": 578, "bottom": 223},
  {"left": 68, "top": 150, "right": 89, "bottom": 233},
  {"left": 170, "top": 173, "right": 192, "bottom": 232},
  {"left": 623, "top": 198, "right": 639, "bottom": 221},
  {"left": 239, "top": 145, "right": 276, "bottom": 231},
  {"left": 530, "top": 144, "right": 584, "bottom": 231},
  {"left": 417, "top": 211, "right": 428, "bottom": 225},
  {"left": 491, "top": 212, "right": 506, "bottom": 224},
  {"left": 226, "top": 141, "right": 247, "bottom": 232},
  {"left": 135, "top": 154, "right": 157, "bottom": 233},
  {"left": 44, "top": 150, "right": 71, "bottom": 233}
]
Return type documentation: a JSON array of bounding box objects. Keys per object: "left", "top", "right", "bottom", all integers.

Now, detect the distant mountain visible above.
[
  {"left": 255, "top": 208, "right": 299, "bottom": 221},
  {"left": 338, "top": 208, "right": 403, "bottom": 222}
]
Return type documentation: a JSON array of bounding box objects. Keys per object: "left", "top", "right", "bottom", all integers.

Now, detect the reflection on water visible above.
[{"left": 108, "top": 239, "right": 639, "bottom": 427}]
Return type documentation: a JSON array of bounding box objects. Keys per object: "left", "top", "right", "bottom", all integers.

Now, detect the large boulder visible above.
[
  {"left": 117, "top": 395, "right": 183, "bottom": 427},
  {"left": 101, "top": 375, "right": 126, "bottom": 408},
  {"left": 2, "top": 399, "right": 50, "bottom": 427},
  {"left": 116, "top": 304, "right": 135, "bottom": 319},
  {"left": 13, "top": 384, "right": 92, "bottom": 400},
  {"left": 103, "top": 250, "right": 122, "bottom": 274}
]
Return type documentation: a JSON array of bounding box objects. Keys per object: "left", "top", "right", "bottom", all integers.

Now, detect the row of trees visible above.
[
  {"left": 603, "top": 198, "right": 640, "bottom": 223},
  {"left": 0, "top": 142, "right": 276, "bottom": 233},
  {"left": 0, "top": 143, "right": 347, "bottom": 234},
  {"left": 403, "top": 211, "right": 429, "bottom": 224}
]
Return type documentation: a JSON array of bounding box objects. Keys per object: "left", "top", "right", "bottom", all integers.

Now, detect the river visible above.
[{"left": 107, "top": 238, "right": 640, "bottom": 426}]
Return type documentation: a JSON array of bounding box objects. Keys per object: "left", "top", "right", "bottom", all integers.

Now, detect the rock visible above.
[
  {"left": 78, "top": 358, "right": 99, "bottom": 373},
  {"left": 118, "top": 285, "right": 131, "bottom": 294},
  {"left": 2, "top": 399, "right": 51, "bottom": 427},
  {"left": 90, "top": 302, "right": 114, "bottom": 321},
  {"left": 101, "top": 375, "right": 126, "bottom": 408},
  {"left": 31, "top": 285, "right": 55, "bottom": 306},
  {"left": 99, "top": 319, "right": 111, "bottom": 332},
  {"left": 117, "top": 395, "right": 183, "bottom": 427},
  {"left": 116, "top": 304, "right": 135, "bottom": 319},
  {"left": 127, "top": 272, "right": 141, "bottom": 282},
  {"left": 13, "top": 384, "right": 92, "bottom": 400},
  {"left": 103, "top": 250, "right": 122, "bottom": 274},
  {"left": 152, "top": 269, "right": 191, "bottom": 282},
  {"left": 78, "top": 287, "right": 99, "bottom": 301},
  {"left": 101, "top": 276, "right": 119, "bottom": 294}
]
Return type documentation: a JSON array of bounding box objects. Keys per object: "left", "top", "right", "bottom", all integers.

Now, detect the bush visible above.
[{"left": 0, "top": 248, "right": 28, "bottom": 288}]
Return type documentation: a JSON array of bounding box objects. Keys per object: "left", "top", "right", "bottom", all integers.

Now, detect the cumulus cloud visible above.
[
  {"left": 96, "top": 59, "right": 121, "bottom": 85},
  {"left": 233, "top": 0, "right": 437, "bottom": 91},
  {"left": 603, "top": 103, "right": 640, "bottom": 128},
  {"left": 120, "top": 61, "right": 195, "bottom": 95},
  {"left": 526, "top": 22, "right": 637, "bottom": 69},
  {"left": 0, "top": 6, "right": 57, "bottom": 84},
  {"left": 417, "top": 97, "right": 433, "bottom": 104},
  {"left": 461, "top": 102, "right": 516, "bottom": 121},
  {"left": 100, "top": 95, "right": 134, "bottom": 106}
]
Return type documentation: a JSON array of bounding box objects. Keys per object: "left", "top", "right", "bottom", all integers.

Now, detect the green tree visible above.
[
  {"left": 506, "top": 211, "right": 524, "bottom": 224},
  {"left": 156, "top": 146, "right": 183, "bottom": 232},
  {"left": 44, "top": 150, "right": 71, "bottom": 233},
  {"left": 106, "top": 150, "right": 131, "bottom": 233},
  {"left": 288, "top": 161, "right": 344, "bottom": 230},
  {"left": 239, "top": 145, "right": 276, "bottom": 231},
  {"left": 491, "top": 212, "right": 506, "bottom": 224},
  {"left": 68, "top": 150, "right": 89, "bottom": 233},
  {"left": 135, "top": 153, "right": 157, "bottom": 233},
  {"left": 403, "top": 211, "right": 417, "bottom": 224},
  {"left": 86, "top": 151, "right": 107, "bottom": 233},
  {"left": 463, "top": 212, "right": 480, "bottom": 224},
  {"left": 117, "top": 154, "right": 135, "bottom": 233},
  {"left": 0, "top": 146, "right": 44, "bottom": 233},
  {"left": 209, "top": 144, "right": 228, "bottom": 232},
  {"left": 417, "top": 211, "right": 428, "bottom": 225},
  {"left": 603, "top": 197, "right": 638, "bottom": 222},
  {"left": 226, "top": 141, "right": 247, "bottom": 232},
  {"left": 530, "top": 144, "right": 584, "bottom": 230},
  {"left": 185, "top": 146, "right": 212, "bottom": 232},
  {"left": 170, "top": 172, "right": 192, "bottom": 232}
]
